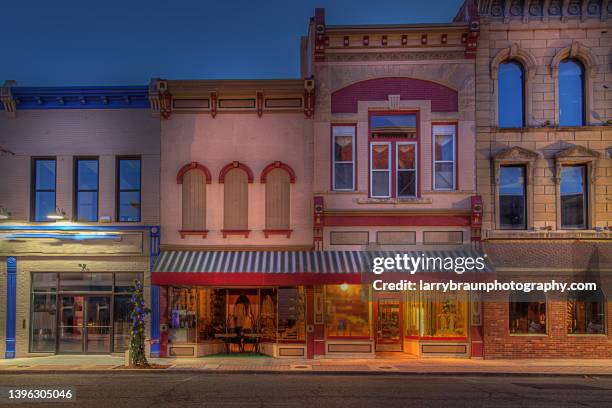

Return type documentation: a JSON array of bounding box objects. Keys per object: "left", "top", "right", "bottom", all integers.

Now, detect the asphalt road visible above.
[{"left": 0, "top": 373, "right": 611, "bottom": 408}]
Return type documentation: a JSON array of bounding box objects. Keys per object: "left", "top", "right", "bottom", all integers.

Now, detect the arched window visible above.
[
  {"left": 220, "top": 162, "right": 252, "bottom": 234},
  {"left": 567, "top": 288, "right": 606, "bottom": 335},
  {"left": 558, "top": 59, "right": 585, "bottom": 126},
  {"left": 176, "top": 162, "right": 211, "bottom": 237},
  {"left": 498, "top": 61, "right": 525, "bottom": 128},
  {"left": 261, "top": 162, "right": 295, "bottom": 236},
  {"left": 509, "top": 290, "right": 546, "bottom": 334}
]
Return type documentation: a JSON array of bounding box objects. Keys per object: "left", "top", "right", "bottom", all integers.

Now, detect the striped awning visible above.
[{"left": 152, "top": 250, "right": 494, "bottom": 285}]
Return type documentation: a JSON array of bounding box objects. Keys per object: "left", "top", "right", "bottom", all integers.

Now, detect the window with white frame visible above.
[
  {"left": 432, "top": 125, "right": 456, "bottom": 190},
  {"left": 332, "top": 125, "right": 355, "bottom": 191},
  {"left": 397, "top": 142, "right": 417, "bottom": 197},
  {"left": 370, "top": 142, "right": 391, "bottom": 198}
]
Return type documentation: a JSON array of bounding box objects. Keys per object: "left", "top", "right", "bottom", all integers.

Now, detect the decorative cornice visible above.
[
  {"left": 493, "top": 146, "right": 540, "bottom": 162},
  {"left": 554, "top": 144, "right": 600, "bottom": 160},
  {"left": 324, "top": 50, "right": 467, "bottom": 62},
  {"left": 478, "top": 0, "right": 609, "bottom": 21}
]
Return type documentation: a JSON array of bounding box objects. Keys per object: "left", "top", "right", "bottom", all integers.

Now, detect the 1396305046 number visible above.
[{"left": 7, "top": 389, "right": 74, "bottom": 400}]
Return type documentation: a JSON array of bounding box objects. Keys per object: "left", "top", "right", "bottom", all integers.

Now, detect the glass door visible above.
[
  {"left": 376, "top": 299, "right": 402, "bottom": 351},
  {"left": 58, "top": 295, "right": 111, "bottom": 354}
]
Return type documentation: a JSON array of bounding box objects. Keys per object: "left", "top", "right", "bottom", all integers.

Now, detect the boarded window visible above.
[
  {"left": 376, "top": 231, "right": 416, "bottom": 245},
  {"left": 223, "top": 168, "right": 248, "bottom": 230},
  {"left": 265, "top": 168, "right": 290, "bottom": 230},
  {"left": 422, "top": 231, "right": 463, "bottom": 245},
  {"left": 181, "top": 169, "right": 206, "bottom": 230},
  {"left": 330, "top": 231, "right": 369, "bottom": 245}
]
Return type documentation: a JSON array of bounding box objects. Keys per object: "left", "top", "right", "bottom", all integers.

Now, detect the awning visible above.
[{"left": 152, "top": 250, "right": 494, "bottom": 286}]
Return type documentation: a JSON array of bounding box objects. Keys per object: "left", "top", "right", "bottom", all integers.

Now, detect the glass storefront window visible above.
[
  {"left": 404, "top": 290, "right": 468, "bottom": 338},
  {"left": 197, "top": 288, "right": 226, "bottom": 342},
  {"left": 168, "top": 287, "right": 198, "bottom": 343},
  {"left": 31, "top": 293, "right": 57, "bottom": 352},
  {"left": 277, "top": 287, "right": 305, "bottom": 341},
  {"left": 567, "top": 289, "right": 605, "bottom": 335},
  {"left": 32, "top": 273, "right": 58, "bottom": 292},
  {"left": 114, "top": 273, "right": 143, "bottom": 293},
  {"left": 113, "top": 295, "right": 132, "bottom": 352},
  {"left": 404, "top": 290, "right": 420, "bottom": 337},
  {"left": 260, "top": 288, "right": 277, "bottom": 340},
  {"left": 509, "top": 291, "right": 546, "bottom": 334},
  {"left": 325, "top": 285, "right": 370, "bottom": 338},
  {"left": 59, "top": 273, "right": 112, "bottom": 292}
]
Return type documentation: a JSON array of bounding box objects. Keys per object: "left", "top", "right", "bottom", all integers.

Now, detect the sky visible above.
[{"left": 1, "top": 0, "right": 464, "bottom": 86}]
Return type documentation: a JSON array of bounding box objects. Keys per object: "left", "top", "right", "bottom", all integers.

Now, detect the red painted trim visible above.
[
  {"left": 431, "top": 122, "right": 459, "bottom": 191},
  {"left": 331, "top": 77, "right": 458, "bottom": 114},
  {"left": 179, "top": 230, "right": 209, "bottom": 239},
  {"left": 176, "top": 162, "right": 212, "bottom": 184},
  {"left": 218, "top": 161, "right": 254, "bottom": 183},
  {"left": 330, "top": 123, "right": 357, "bottom": 192},
  {"left": 260, "top": 161, "right": 296, "bottom": 183},
  {"left": 324, "top": 214, "right": 470, "bottom": 227},
  {"left": 367, "top": 111, "right": 421, "bottom": 199},
  {"left": 151, "top": 272, "right": 362, "bottom": 286},
  {"left": 221, "top": 229, "right": 251, "bottom": 238},
  {"left": 263, "top": 229, "right": 293, "bottom": 238}
]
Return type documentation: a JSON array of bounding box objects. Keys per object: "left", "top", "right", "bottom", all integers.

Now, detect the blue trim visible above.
[
  {"left": 11, "top": 86, "right": 150, "bottom": 110},
  {"left": 149, "top": 228, "right": 161, "bottom": 357},
  {"left": 5, "top": 257, "right": 17, "bottom": 359},
  {"left": 0, "top": 225, "right": 158, "bottom": 231}
]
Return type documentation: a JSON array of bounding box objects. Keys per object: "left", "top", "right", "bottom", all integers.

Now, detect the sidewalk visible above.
[{"left": 1, "top": 355, "right": 611, "bottom": 376}]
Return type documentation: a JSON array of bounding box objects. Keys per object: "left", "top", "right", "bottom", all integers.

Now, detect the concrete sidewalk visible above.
[{"left": 1, "top": 355, "right": 611, "bottom": 376}]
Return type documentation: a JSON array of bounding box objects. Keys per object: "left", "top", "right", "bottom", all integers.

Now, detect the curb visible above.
[{"left": 0, "top": 369, "right": 609, "bottom": 377}]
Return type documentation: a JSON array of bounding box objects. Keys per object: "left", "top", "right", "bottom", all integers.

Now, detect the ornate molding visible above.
[
  {"left": 493, "top": 146, "right": 541, "bottom": 162},
  {"left": 260, "top": 161, "right": 297, "bottom": 184},
  {"left": 478, "top": 0, "right": 608, "bottom": 20},
  {"left": 490, "top": 43, "right": 538, "bottom": 80},
  {"left": 176, "top": 162, "right": 213, "bottom": 184},
  {"left": 550, "top": 41, "right": 599, "bottom": 78},
  {"left": 218, "top": 161, "right": 254, "bottom": 183},
  {"left": 554, "top": 144, "right": 600, "bottom": 160},
  {"left": 323, "top": 50, "right": 467, "bottom": 62}
]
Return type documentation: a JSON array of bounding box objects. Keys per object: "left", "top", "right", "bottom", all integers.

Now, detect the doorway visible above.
[
  {"left": 58, "top": 295, "right": 112, "bottom": 354},
  {"left": 375, "top": 298, "right": 402, "bottom": 351}
]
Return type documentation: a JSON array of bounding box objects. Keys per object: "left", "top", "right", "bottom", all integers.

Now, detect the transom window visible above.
[
  {"left": 498, "top": 61, "right": 525, "bottom": 128},
  {"left": 369, "top": 113, "right": 418, "bottom": 198},
  {"left": 31, "top": 158, "right": 56, "bottom": 221},
  {"left": 559, "top": 59, "right": 585, "bottom": 127},
  {"left": 499, "top": 165, "right": 526, "bottom": 230},
  {"left": 560, "top": 165, "right": 587, "bottom": 229}
]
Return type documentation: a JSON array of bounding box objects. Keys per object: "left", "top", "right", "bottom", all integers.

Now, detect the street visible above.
[{"left": 0, "top": 373, "right": 611, "bottom": 408}]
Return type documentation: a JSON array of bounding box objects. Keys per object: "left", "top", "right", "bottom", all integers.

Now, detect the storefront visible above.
[{"left": 152, "top": 250, "right": 491, "bottom": 358}]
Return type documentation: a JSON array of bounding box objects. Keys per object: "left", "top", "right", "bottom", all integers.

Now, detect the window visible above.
[
  {"left": 369, "top": 113, "right": 419, "bottom": 198},
  {"left": 559, "top": 59, "right": 585, "bottom": 126},
  {"left": 560, "top": 165, "right": 587, "bottom": 229},
  {"left": 498, "top": 61, "right": 525, "bottom": 128},
  {"left": 31, "top": 158, "right": 56, "bottom": 221},
  {"left": 433, "top": 125, "right": 456, "bottom": 190},
  {"left": 370, "top": 143, "right": 391, "bottom": 197},
  {"left": 332, "top": 125, "right": 355, "bottom": 191},
  {"left": 567, "top": 289, "right": 606, "bottom": 335},
  {"left": 181, "top": 168, "right": 207, "bottom": 231},
  {"left": 405, "top": 291, "right": 468, "bottom": 338},
  {"left": 117, "top": 157, "right": 141, "bottom": 222},
  {"left": 509, "top": 291, "right": 546, "bottom": 334},
  {"left": 265, "top": 168, "right": 290, "bottom": 231},
  {"left": 325, "top": 285, "right": 370, "bottom": 338},
  {"left": 223, "top": 168, "right": 249, "bottom": 231},
  {"left": 30, "top": 273, "right": 57, "bottom": 352},
  {"left": 74, "top": 158, "right": 98, "bottom": 222},
  {"left": 499, "top": 166, "right": 527, "bottom": 229}
]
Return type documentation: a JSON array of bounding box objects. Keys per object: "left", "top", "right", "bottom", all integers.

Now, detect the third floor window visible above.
[{"left": 498, "top": 60, "right": 525, "bottom": 128}]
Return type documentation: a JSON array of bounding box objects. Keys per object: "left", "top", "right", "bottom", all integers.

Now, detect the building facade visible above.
[
  {"left": 0, "top": 84, "right": 160, "bottom": 357},
  {"left": 470, "top": 0, "right": 612, "bottom": 357},
  {"left": 1, "top": 1, "right": 610, "bottom": 360}
]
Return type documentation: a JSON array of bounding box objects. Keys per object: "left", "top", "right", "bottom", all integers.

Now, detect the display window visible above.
[
  {"left": 325, "top": 285, "right": 371, "bottom": 338},
  {"left": 404, "top": 290, "right": 468, "bottom": 339}
]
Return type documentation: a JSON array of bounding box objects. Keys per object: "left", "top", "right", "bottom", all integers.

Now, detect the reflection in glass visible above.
[
  {"left": 325, "top": 285, "right": 370, "bottom": 337},
  {"left": 59, "top": 273, "right": 113, "bottom": 292},
  {"left": 559, "top": 59, "right": 584, "bottom": 127},
  {"left": 76, "top": 159, "right": 98, "bottom": 222},
  {"left": 33, "top": 159, "right": 56, "bottom": 221},
  {"left": 397, "top": 143, "right": 416, "bottom": 197},
  {"left": 85, "top": 296, "right": 111, "bottom": 353},
  {"left": 333, "top": 128, "right": 354, "bottom": 190},
  {"left": 31, "top": 293, "right": 57, "bottom": 352},
  {"left": 498, "top": 61, "right": 524, "bottom": 128},
  {"left": 434, "top": 133, "right": 455, "bottom": 190},
  {"left": 421, "top": 291, "right": 468, "bottom": 337},
  {"left": 113, "top": 295, "right": 132, "bottom": 352},
  {"left": 371, "top": 144, "right": 390, "bottom": 197},
  {"left": 277, "top": 287, "right": 305, "bottom": 341},
  {"left": 499, "top": 166, "right": 526, "bottom": 229},
  {"left": 58, "top": 296, "right": 84, "bottom": 353},
  {"left": 371, "top": 114, "right": 417, "bottom": 138},
  {"left": 560, "top": 165, "right": 586, "bottom": 229},
  {"left": 567, "top": 289, "right": 605, "bottom": 335},
  {"left": 118, "top": 158, "right": 141, "bottom": 222}
]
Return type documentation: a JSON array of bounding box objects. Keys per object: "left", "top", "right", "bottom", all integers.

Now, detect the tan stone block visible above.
[
  {"left": 533, "top": 211, "right": 556, "bottom": 221},
  {"left": 574, "top": 131, "right": 601, "bottom": 141},
  {"left": 534, "top": 30, "right": 560, "bottom": 40},
  {"left": 520, "top": 39, "right": 547, "bottom": 48},
  {"left": 559, "top": 29, "right": 587, "bottom": 39}
]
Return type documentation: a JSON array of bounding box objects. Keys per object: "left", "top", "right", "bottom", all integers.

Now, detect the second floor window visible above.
[
  {"left": 559, "top": 59, "right": 585, "bottom": 126},
  {"left": 32, "top": 158, "right": 56, "bottom": 221},
  {"left": 75, "top": 158, "right": 99, "bottom": 222},
  {"left": 332, "top": 125, "right": 355, "bottom": 191},
  {"left": 432, "top": 125, "right": 456, "bottom": 190},
  {"left": 498, "top": 61, "right": 525, "bottom": 128},
  {"left": 369, "top": 113, "right": 418, "bottom": 198},
  {"left": 499, "top": 165, "right": 526, "bottom": 230},
  {"left": 117, "top": 157, "right": 141, "bottom": 222},
  {"left": 560, "top": 165, "right": 587, "bottom": 229}
]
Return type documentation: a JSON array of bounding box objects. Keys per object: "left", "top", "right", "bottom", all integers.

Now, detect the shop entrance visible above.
[
  {"left": 58, "top": 295, "right": 112, "bottom": 354},
  {"left": 375, "top": 298, "right": 402, "bottom": 351}
]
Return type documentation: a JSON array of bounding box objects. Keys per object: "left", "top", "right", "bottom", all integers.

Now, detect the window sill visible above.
[
  {"left": 484, "top": 230, "right": 612, "bottom": 240},
  {"left": 567, "top": 333, "right": 608, "bottom": 337},
  {"left": 221, "top": 229, "right": 251, "bottom": 238},
  {"left": 425, "top": 190, "right": 477, "bottom": 195},
  {"left": 179, "top": 230, "right": 209, "bottom": 239},
  {"left": 508, "top": 333, "right": 548, "bottom": 337},
  {"left": 263, "top": 229, "right": 293, "bottom": 238},
  {"left": 357, "top": 197, "right": 433, "bottom": 205},
  {"left": 491, "top": 125, "right": 609, "bottom": 132}
]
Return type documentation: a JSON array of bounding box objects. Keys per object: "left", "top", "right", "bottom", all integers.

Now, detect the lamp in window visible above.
[
  {"left": 340, "top": 283, "right": 349, "bottom": 292},
  {"left": 0, "top": 206, "right": 11, "bottom": 220},
  {"left": 47, "top": 207, "right": 66, "bottom": 220}
]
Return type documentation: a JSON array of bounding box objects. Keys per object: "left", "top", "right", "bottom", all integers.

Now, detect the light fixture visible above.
[
  {"left": 0, "top": 206, "right": 11, "bottom": 220},
  {"left": 47, "top": 207, "right": 66, "bottom": 220},
  {"left": 340, "top": 283, "right": 349, "bottom": 292}
]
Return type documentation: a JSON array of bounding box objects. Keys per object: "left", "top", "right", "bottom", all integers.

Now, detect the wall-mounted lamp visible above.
[
  {"left": 47, "top": 207, "right": 66, "bottom": 220},
  {"left": 0, "top": 206, "right": 11, "bottom": 220}
]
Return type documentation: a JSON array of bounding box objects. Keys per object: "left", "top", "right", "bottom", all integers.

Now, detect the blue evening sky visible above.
[{"left": 1, "top": 0, "right": 463, "bottom": 86}]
